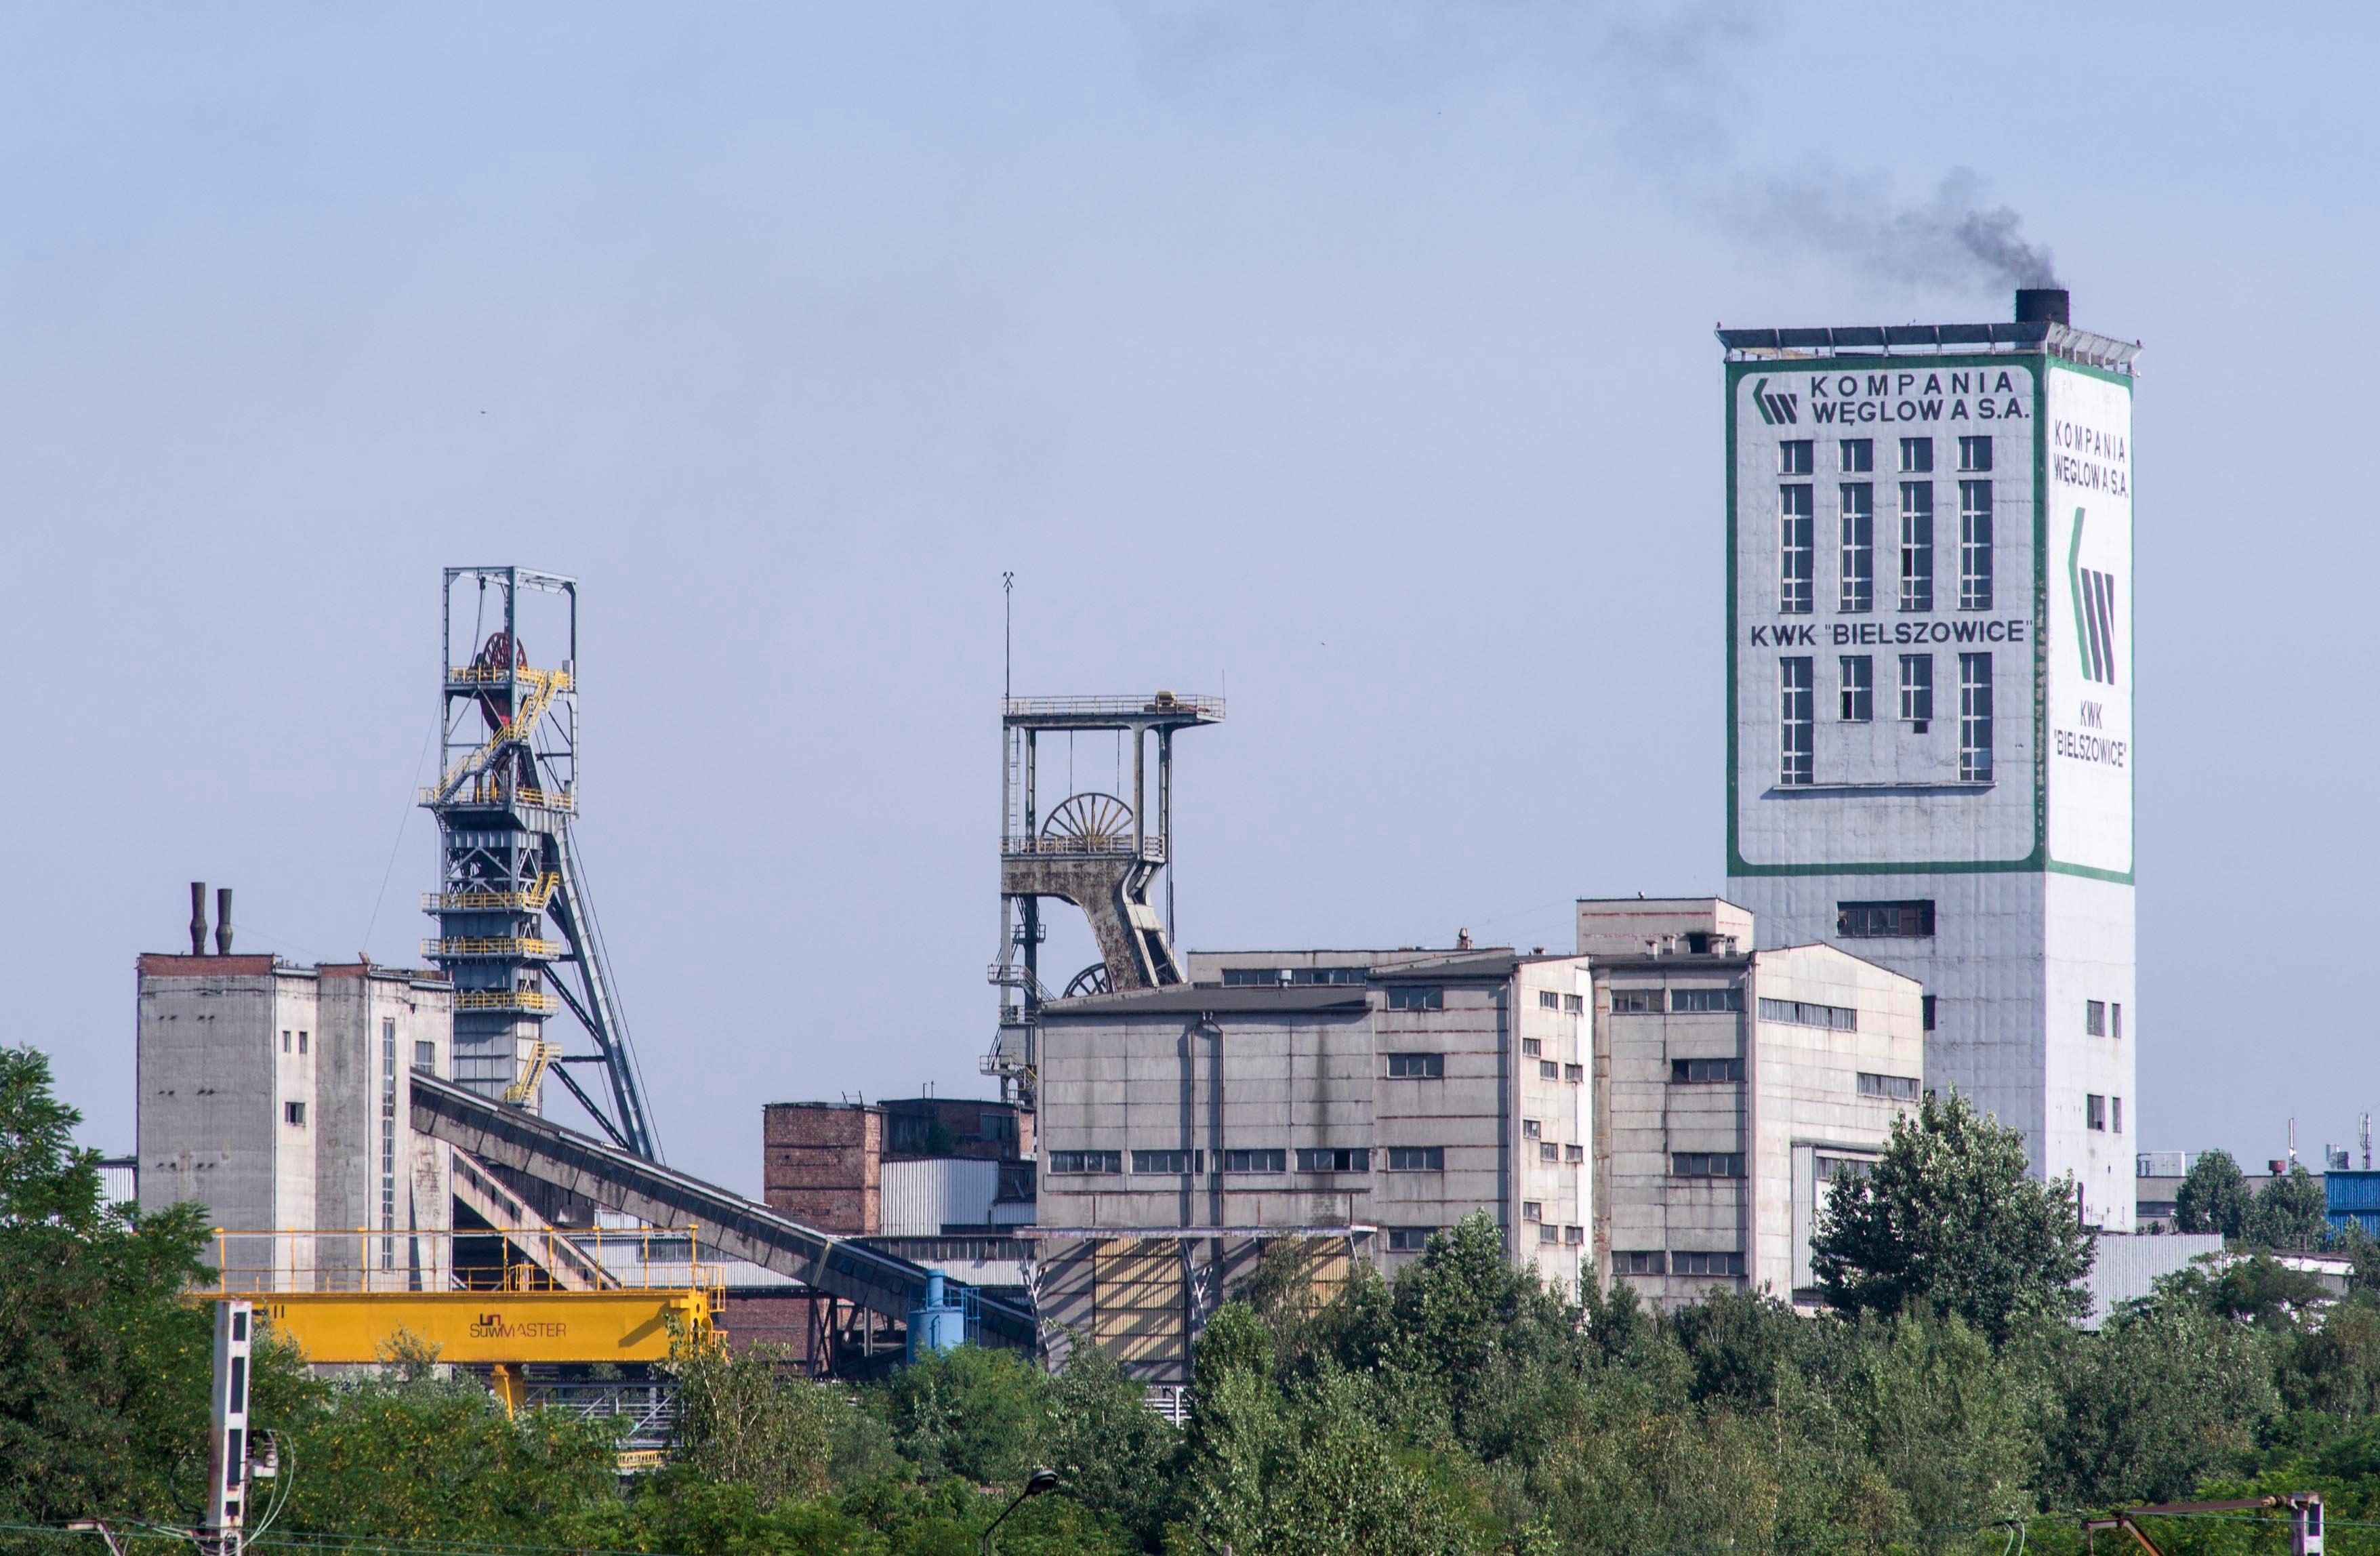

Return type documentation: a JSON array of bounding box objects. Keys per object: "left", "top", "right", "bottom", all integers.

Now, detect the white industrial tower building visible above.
[{"left": 1717, "top": 288, "right": 2139, "bottom": 1229}]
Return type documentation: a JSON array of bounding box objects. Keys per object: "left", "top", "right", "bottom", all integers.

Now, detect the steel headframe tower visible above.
[
  {"left": 985, "top": 691, "right": 1224, "bottom": 1105},
  {"left": 422, "top": 567, "right": 659, "bottom": 1160}
]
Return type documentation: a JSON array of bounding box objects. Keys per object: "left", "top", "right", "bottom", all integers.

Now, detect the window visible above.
[
  {"left": 2086, "top": 1000, "right": 2107, "bottom": 1036},
  {"left": 1521, "top": 1037, "right": 1543, "bottom": 1057},
  {"left": 1779, "top": 657, "right": 1813, "bottom": 785},
  {"left": 1840, "top": 438, "right": 1872, "bottom": 473},
  {"left": 1899, "top": 653, "right": 1933, "bottom": 729},
  {"left": 1816, "top": 1155, "right": 1870, "bottom": 1186},
  {"left": 1564, "top": 1063, "right": 1584, "bottom": 1083},
  {"left": 1900, "top": 436, "right": 1933, "bottom": 473},
  {"left": 1222, "top": 966, "right": 1368, "bottom": 987},
  {"left": 1387, "top": 1147, "right": 1445, "bottom": 1171},
  {"left": 1522, "top": 1200, "right": 1543, "bottom": 1222},
  {"left": 1386, "top": 987, "right": 1443, "bottom": 1012},
  {"left": 2087, "top": 1094, "right": 2107, "bottom": 1132},
  {"left": 1538, "top": 1222, "right": 1561, "bottom": 1244},
  {"left": 1959, "top": 653, "right": 1993, "bottom": 781},
  {"left": 298, "top": 1031, "right": 308, "bottom": 1055},
  {"left": 1564, "top": 1224, "right": 1584, "bottom": 1245},
  {"left": 1223, "top": 1149, "right": 1286, "bottom": 1174},
  {"left": 1898, "top": 482, "right": 1933, "bottom": 611},
  {"left": 1387, "top": 1227, "right": 1437, "bottom": 1252},
  {"left": 1563, "top": 992, "right": 1584, "bottom": 1012},
  {"left": 1132, "top": 1149, "right": 1202, "bottom": 1174},
  {"left": 379, "top": 1020, "right": 397, "bottom": 1265},
  {"left": 1922, "top": 995, "right": 1937, "bottom": 1031},
  {"left": 1839, "top": 655, "right": 1872, "bottom": 722},
  {"left": 1858, "top": 1072, "right": 1921, "bottom": 1101},
  {"left": 1295, "top": 1147, "right": 1370, "bottom": 1172},
  {"left": 1522, "top": 1119, "right": 1542, "bottom": 1139},
  {"left": 285, "top": 1101, "right": 306, "bottom": 1126},
  {"left": 1839, "top": 483, "right": 1874, "bottom": 612},
  {"left": 1671, "top": 987, "right": 1744, "bottom": 1013},
  {"left": 1674, "top": 1251, "right": 1746, "bottom": 1277},
  {"left": 1958, "top": 435, "right": 1992, "bottom": 472},
  {"left": 281, "top": 1030, "right": 291, "bottom": 1054},
  {"left": 1616, "top": 1250, "right": 1665, "bottom": 1275},
  {"left": 1780, "top": 485, "right": 1814, "bottom": 613},
  {"left": 1538, "top": 1060, "right": 1561, "bottom": 1080},
  {"left": 1672, "top": 1057, "right": 1744, "bottom": 1084},
  {"left": 1539, "top": 1141, "right": 1561, "bottom": 1162},
  {"left": 413, "top": 1041, "right": 434, "bottom": 1073},
  {"left": 1758, "top": 997, "right": 1859, "bottom": 1032},
  {"left": 2114, "top": 1097, "right": 2124, "bottom": 1134},
  {"left": 1673, "top": 1153, "right": 1746, "bottom": 1178},
  {"left": 1837, "top": 899, "right": 1935, "bottom": 938},
  {"left": 1610, "top": 989, "right": 1660, "bottom": 1014},
  {"left": 1779, "top": 439, "right": 1813, "bottom": 475},
  {"left": 2112, "top": 1004, "right": 2123, "bottom": 1041},
  {"left": 1386, "top": 1052, "right": 1445, "bottom": 1079},
  {"left": 1959, "top": 480, "right": 1993, "bottom": 609},
  {"left": 1049, "top": 1151, "right": 1123, "bottom": 1174},
  {"left": 1565, "top": 1143, "right": 1585, "bottom": 1163}
]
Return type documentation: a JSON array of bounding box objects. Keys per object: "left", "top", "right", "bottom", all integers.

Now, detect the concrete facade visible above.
[
  {"left": 1719, "top": 313, "right": 2139, "bottom": 1225},
  {"left": 137, "top": 954, "right": 453, "bottom": 1290},
  {"left": 1580, "top": 899, "right": 1925, "bottom": 1308},
  {"left": 1034, "top": 947, "right": 1593, "bottom": 1290}
]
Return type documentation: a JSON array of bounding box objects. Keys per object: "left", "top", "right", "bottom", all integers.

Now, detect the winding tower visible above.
[
  {"left": 420, "top": 567, "right": 659, "bottom": 1160},
  {"left": 985, "top": 692, "right": 1224, "bottom": 1104}
]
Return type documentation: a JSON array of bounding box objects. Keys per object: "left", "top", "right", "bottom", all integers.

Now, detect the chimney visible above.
[
  {"left": 2015, "top": 287, "right": 2070, "bottom": 326},
  {"left": 1456, "top": 928, "right": 1473, "bottom": 951},
  {"left": 189, "top": 882, "right": 209, "bottom": 957},
  {"left": 215, "top": 888, "right": 234, "bottom": 956}
]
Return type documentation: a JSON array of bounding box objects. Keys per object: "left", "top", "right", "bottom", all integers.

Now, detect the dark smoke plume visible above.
[{"left": 1722, "top": 166, "right": 2058, "bottom": 293}]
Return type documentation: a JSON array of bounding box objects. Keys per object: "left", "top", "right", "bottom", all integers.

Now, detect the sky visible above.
[{"left": 6, "top": 2, "right": 2375, "bottom": 1197}]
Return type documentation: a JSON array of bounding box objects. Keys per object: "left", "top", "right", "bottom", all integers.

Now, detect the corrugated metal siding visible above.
[
  {"left": 880, "top": 1158, "right": 1000, "bottom": 1236},
  {"left": 2079, "top": 1233, "right": 2223, "bottom": 1328}
]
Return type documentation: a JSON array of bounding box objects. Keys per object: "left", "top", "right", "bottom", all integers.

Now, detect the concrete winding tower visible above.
[
  {"left": 420, "top": 567, "right": 658, "bottom": 1160},
  {"left": 985, "top": 692, "right": 1223, "bottom": 1103}
]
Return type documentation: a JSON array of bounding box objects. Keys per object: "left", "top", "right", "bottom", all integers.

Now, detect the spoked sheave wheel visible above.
[
  {"left": 1063, "top": 964, "right": 1113, "bottom": 998},
  {"left": 1041, "top": 792, "right": 1134, "bottom": 850}
]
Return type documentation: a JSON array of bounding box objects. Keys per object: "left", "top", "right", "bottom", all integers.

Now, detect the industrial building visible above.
[
  {"left": 1719, "top": 289, "right": 2139, "bottom": 1227},
  {"left": 1577, "top": 898, "right": 1925, "bottom": 1306}
]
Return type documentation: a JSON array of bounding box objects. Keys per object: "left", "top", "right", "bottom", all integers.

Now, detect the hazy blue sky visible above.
[{"left": 9, "top": 3, "right": 2373, "bottom": 1195}]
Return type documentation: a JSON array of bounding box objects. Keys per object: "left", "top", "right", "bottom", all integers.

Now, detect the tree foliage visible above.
[
  {"left": 1811, "top": 1089, "right": 2095, "bottom": 1340},
  {"left": 2176, "top": 1149, "right": 2253, "bottom": 1238}
]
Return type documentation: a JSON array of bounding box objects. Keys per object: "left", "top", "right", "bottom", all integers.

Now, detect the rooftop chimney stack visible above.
[
  {"left": 2015, "top": 287, "right": 2070, "bottom": 326},
  {"left": 189, "top": 882, "right": 208, "bottom": 957},
  {"left": 215, "top": 888, "right": 233, "bottom": 956}
]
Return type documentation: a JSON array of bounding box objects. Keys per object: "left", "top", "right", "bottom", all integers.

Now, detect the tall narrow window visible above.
[
  {"left": 1839, "top": 483, "right": 1873, "bottom": 612},
  {"left": 379, "top": 1018, "right": 398, "bottom": 1269},
  {"left": 1958, "top": 434, "right": 1992, "bottom": 472},
  {"left": 1780, "top": 485, "right": 1814, "bottom": 613},
  {"left": 1840, "top": 438, "right": 1872, "bottom": 473},
  {"left": 1900, "top": 653, "right": 1933, "bottom": 728},
  {"left": 1839, "top": 655, "right": 1872, "bottom": 722},
  {"left": 1959, "top": 480, "right": 1994, "bottom": 609},
  {"left": 1780, "top": 657, "right": 1813, "bottom": 786},
  {"left": 1899, "top": 483, "right": 1933, "bottom": 611},
  {"left": 1900, "top": 436, "right": 1933, "bottom": 474},
  {"left": 1779, "top": 439, "right": 1813, "bottom": 476},
  {"left": 1958, "top": 653, "right": 1993, "bottom": 781}
]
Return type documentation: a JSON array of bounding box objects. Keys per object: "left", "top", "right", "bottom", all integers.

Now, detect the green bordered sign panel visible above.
[{"left": 1725, "top": 355, "right": 2133, "bottom": 882}]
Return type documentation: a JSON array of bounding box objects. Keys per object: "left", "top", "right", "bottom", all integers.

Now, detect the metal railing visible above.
[
  {"left": 447, "top": 666, "right": 575, "bottom": 691},
  {"left": 199, "top": 1225, "right": 716, "bottom": 1295},
  {"left": 455, "top": 989, "right": 560, "bottom": 1013},
  {"left": 422, "top": 874, "right": 562, "bottom": 913},
  {"left": 1002, "top": 693, "right": 1224, "bottom": 719},
  {"left": 424, "top": 936, "right": 562, "bottom": 959},
  {"left": 1001, "top": 835, "right": 1164, "bottom": 861},
  {"left": 421, "top": 781, "right": 577, "bottom": 814}
]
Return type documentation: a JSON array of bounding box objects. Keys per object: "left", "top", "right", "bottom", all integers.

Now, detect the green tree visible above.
[
  {"left": 664, "top": 1335, "right": 869, "bottom": 1506},
  {"left": 0, "top": 1044, "right": 311, "bottom": 1530},
  {"left": 2173, "top": 1149, "right": 2253, "bottom": 1239},
  {"left": 874, "top": 1341, "right": 1050, "bottom": 1484},
  {"left": 1044, "top": 1338, "right": 1178, "bottom": 1546},
  {"left": 1811, "top": 1090, "right": 2095, "bottom": 1342},
  {"left": 2245, "top": 1165, "right": 2329, "bottom": 1251}
]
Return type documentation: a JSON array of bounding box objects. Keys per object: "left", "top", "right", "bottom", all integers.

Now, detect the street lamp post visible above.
[{"left": 980, "top": 1467, "right": 1062, "bottom": 1555}]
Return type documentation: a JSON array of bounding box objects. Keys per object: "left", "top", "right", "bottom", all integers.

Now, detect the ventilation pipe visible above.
[
  {"left": 189, "top": 882, "right": 209, "bottom": 956},
  {"left": 2015, "top": 287, "right": 2070, "bottom": 325},
  {"left": 216, "top": 888, "right": 234, "bottom": 956}
]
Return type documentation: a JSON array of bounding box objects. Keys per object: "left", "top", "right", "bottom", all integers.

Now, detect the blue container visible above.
[
  {"left": 906, "top": 1271, "right": 972, "bottom": 1362},
  {"left": 2324, "top": 1169, "right": 2380, "bottom": 1235}
]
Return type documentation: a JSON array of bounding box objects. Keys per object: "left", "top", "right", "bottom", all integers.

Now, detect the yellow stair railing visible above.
[
  {"left": 426, "top": 668, "right": 571, "bottom": 801},
  {"left": 505, "top": 1040, "right": 558, "bottom": 1104}
]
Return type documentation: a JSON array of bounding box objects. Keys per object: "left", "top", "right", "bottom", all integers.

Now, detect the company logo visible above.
[
  {"left": 1750, "top": 377, "right": 1799, "bottom": 426},
  {"left": 469, "top": 1311, "right": 569, "bottom": 1340},
  {"left": 2068, "top": 507, "right": 2119, "bottom": 686}
]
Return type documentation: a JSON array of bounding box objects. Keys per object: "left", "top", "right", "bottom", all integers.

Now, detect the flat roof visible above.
[{"left": 1038, "top": 985, "right": 1370, "bottom": 1018}]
